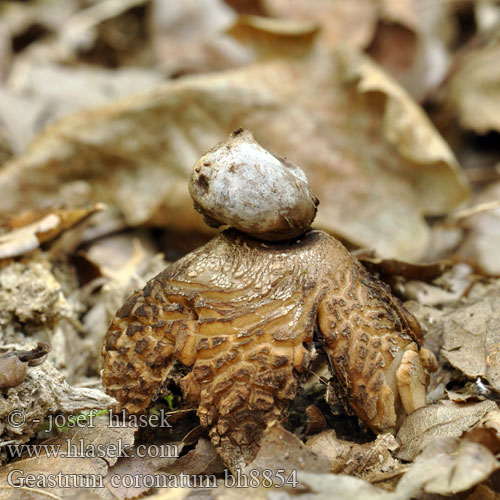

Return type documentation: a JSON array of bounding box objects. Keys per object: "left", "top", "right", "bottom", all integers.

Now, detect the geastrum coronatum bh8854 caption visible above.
[{"left": 102, "top": 129, "right": 436, "bottom": 469}]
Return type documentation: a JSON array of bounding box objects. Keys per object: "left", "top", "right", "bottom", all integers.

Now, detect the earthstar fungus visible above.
[{"left": 102, "top": 130, "right": 434, "bottom": 469}]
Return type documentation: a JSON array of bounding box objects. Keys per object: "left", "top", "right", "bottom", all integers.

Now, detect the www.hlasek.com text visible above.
[{"left": 7, "top": 439, "right": 178, "bottom": 460}]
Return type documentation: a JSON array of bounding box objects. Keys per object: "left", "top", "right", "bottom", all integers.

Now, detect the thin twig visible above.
[{"left": 453, "top": 200, "right": 500, "bottom": 219}]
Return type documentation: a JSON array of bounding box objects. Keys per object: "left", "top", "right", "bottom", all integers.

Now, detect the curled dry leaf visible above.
[
  {"left": 146, "top": 489, "right": 191, "bottom": 500},
  {"left": 3, "top": 65, "right": 164, "bottom": 153},
  {"left": 357, "top": 254, "right": 450, "bottom": 283},
  {"left": 146, "top": 439, "right": 498, "bottom": 500},
  {"left": 0, "top": 88, "right": 47, "bottom": 157},
  {"left": 226, "top": 14, "right": 319, "bottom": 60},
  {"left": 162, "top": 438, "right": 224, "bottom": 476},
  {"left": 260, "top": 0, "right": 378, "bottom": 49},
  {"left": 401, "top": 280, "right": 468, "bottom": 306},
  {"left": 306, "top": 430, "right": 400, "bottom": 479},
  {"left": 396, "top": 399, "right": 498, "bottom": 461},
  {"left": 0, "top": 47, "right": 469, "bottom": 260},
  {"left": 366, "top": 21, "right": 418, "bottom": 87},
  {"left": 9, "top": 341, "right": 51, "bottom": 367},
  {"left": 367, "top": 0, "right": 452, "bottom": 99},
  {"left": 81, "top": 235, "right": 168, "bottom": 375},
  {"left": 104, "top": 440, "right": 186, "bottom": 500},
  {"left": 441, "top": 294, "right": 500, "bottom": 391},
  {"left": 446, "top": 43, "right": 500, "bottom": 134},
  {"left": 0, "top": 205, "right": 103, "bottom": 260},
  {"left": 398, "top": 262, "right": 474, "bottom": 306},
  {"left": 296, "top": 471, "right": 387, "bottom": 500},
  {"left": 151, "top": 0, "right": 251, "bottom": 76},
  {"left": 260, "top": 0, "right": 449, "bottom": 101},
  {"left": 463, "top": 410, "right": 500, "bottom": 455},
  {"left": 304, "top": 404, "right": 327, "bottom": 435},
  {"left": 456, "top": 181, "right": 500, "bottom": 276},
  {"left": 446, "top": 388, "right": 484, "bottom": 404},
  {"left": 243, "top": 422, "right": 331, "bottom": 477},
  {"left": 395, "top": 437, "right": 500, "bottom": 497}
]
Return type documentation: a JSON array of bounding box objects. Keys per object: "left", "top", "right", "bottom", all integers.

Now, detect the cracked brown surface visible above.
[{"left": 102, "top": 228, "right": 426, "bottom": 468}]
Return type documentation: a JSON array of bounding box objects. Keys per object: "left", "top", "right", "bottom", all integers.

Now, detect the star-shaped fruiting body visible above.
[{"left": 102, "top": 228, "right": 430, "bottom": 469}]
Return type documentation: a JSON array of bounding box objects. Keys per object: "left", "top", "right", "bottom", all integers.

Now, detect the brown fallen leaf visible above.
[
  {"left": 145, "top": 442, "right": 499, "bottom": 500},
  {"left": 81, "top": 235, "right": 168, "bottom": 375},
  {"left": 356, "top": 254, "right": 450, "bottom": 283},
  {"left": 396, "top": 399, "right": 498, "bottom": 461},
  {"left": 367, "top": 21, "right": 417, "bottom": 87},
  {"left": 446, "top": 388, "right": 485, "bottom": 404},
  {"left": 59, "top": 0, "right": 152, "bottom": 68},
  {"left": 398, "top": 262, "right": 474, "bottom": 306},
  {"left": 395, "top": 437, "right": 500, "bottom": 497},
  {"left": 147, "top": 490, "right": 191, "bottom": 500},
  {"left": 0, "top": 88, "right": 47, "bottom": 156},
  {"left": 306, "top": 430, "right": 401, "bottom": 480},
  {"left": 4, "top": 64, "right": 164, "bottom": 152},
  {"left": 464, "top": 482, "right": 500, "bottom": 500},
  {"left": 227, "top": 15, "right": 319, "bottom": 61},
  {"left": 0, "top": 20, "right": 11, "bottom": 82},
  {"left": 370, "top": 0, "right": 454, "bottom": 100},
  {"left": 97, "top": 437, "right": 500, "bottom": 499},
  {"left": 306, "top": 430, "right": 358, "bottom": 474},
  {"left": 295, "top": 471, "right": 388, "bottom": 500},
  {"left": 162, "top": 438, "right": 224, "bottom": 476},
  {"left": 446, "top": 43, "right": 500, "bottom": 134},
  {"left": 0, "top": 205, "right": 103, "bottom": 260},
  {"left": 401, "top": 280, "right": 468, "bottom": 306},
  {"left": 304, "top": 404, "right": 327, "bottom": 436},
  {"left": 463, "top": 410, "right": 500, "bottom": 455},
  {"left": 260, "top": 0, "right": 378, "bottom": 49},
  {"left": 0, "top": 46, "right": 469, "bottom": 260},
  {"left": 260, "top": 0, "right": 450, "bottom": 101},
  {"left": 0, "top": 342, "right": 51, "bottom": 367},
  {"left": 104, "top": 440, "right": 185, "bottom": 500},
  {"left": 456, "top": 181, "right": 500, "bottom": 276},
  {"left": 441, "top": 294, "right": 500, "bottom": 391},
  {"left": 151, "top": 0, "right": 251, "bottom": 76},
  {"left": 243, "top": 422, "right": 331, "bottom": 477}
]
